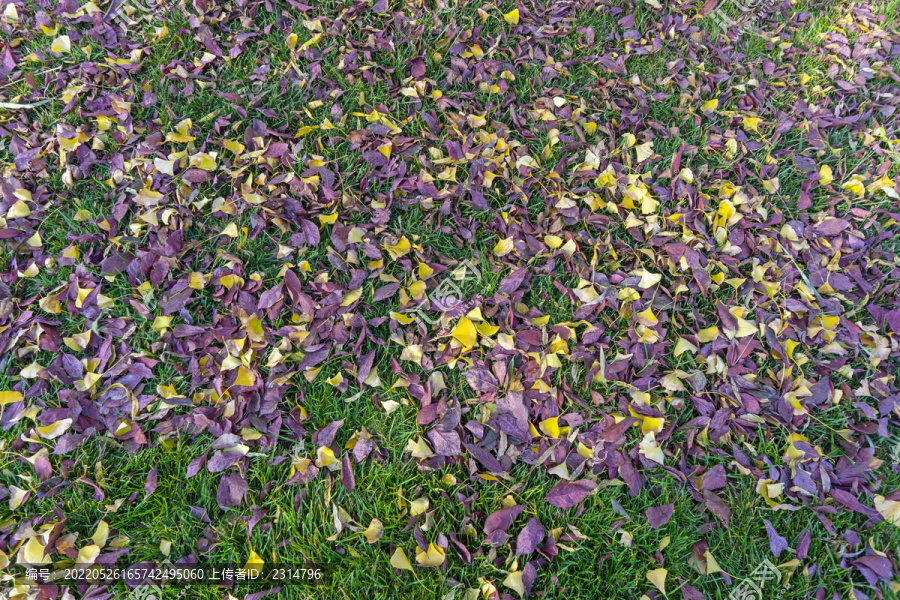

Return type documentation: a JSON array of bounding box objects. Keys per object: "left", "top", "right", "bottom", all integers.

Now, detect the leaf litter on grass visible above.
[{"left": 1, "top": 0, "right": 900, "bottom": 597}]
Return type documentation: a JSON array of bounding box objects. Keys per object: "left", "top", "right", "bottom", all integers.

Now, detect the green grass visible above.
[{"left": 2, "top": 0, "right": 900, "bottom": 598}]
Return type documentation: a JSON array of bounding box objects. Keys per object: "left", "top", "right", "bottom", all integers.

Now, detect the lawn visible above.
[{"left": 1, "top": 0, "right": 900, "bottom": 598}]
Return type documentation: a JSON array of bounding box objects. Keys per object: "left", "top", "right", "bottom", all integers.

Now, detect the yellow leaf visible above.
[
  {"left": 742, "top": 116, "right": 761, "bottom": 132},
  {"left": 286, "top": 32, "right": 298, "bottom": 50},
  {"left": 646, "top": 568, "right": 667, "bottom": 595},
  {"left": 704, "top": 550, "right": 723, "bottom": 574},
  {"left": 244, "top": 551, "right": 264, "bottom": 576},
  {"left": 233, "top": 366, "right": 255, "bottom": 387},
  {"left": 390, "top": 311, "right": 416, "bottom": 324},
  {"left": 410, "top": 497, "right": 430, "bottom": 516},
  {"left": 639, "top": 434, "right": 665, "bottom": 464},
  {"left": 634, "top": 141, "right": 653, "bottom": 163},
  {"left": 635, "top": 307, "right": 658, "bottom": 326},
  {"left": 544, "top": 235, "right": 563, "bottom": 249},
  {"left": 503, "top": 8, "right": 519, "bottom": 25},
  {"left": 51, "top": 35, "right": 71, "bottom": 53},
  {"left": 697, "top": 326, "right": 719, "bottom": 342},
  {"left": 316, "top": 446, "right": 339, "bottom": 469},
  {"left": 415, "top": 542, "right": 446, "bottom": 567},
  {"left": 9, "top": 485, "right": 28, "bottom": 510},
  {"left": 493, "top": 237, "right": 515, "bottom": 256},
  {"left": 224, "top": 139, "right": 245, "bottom": 155},
  {"left": 220, "top": 274, "right": 244, "bottom": 290},
  {"left": 190, "top": 152, "right": 217, "bottom": 171},
  {"left": 21, "top": 537, "right": 51, "bottom": 565},
  {"left": 37, "top": 419, "right": 72, "bottom": 439},
  {"left": 7, "top": 200, "right": 30, "bottom": 219},
  {"left": 363, "top": 519, "right": 384, "bottom": 543},
  {"left": 167, "top": 119, "right": 196, "bottom": 143},
  {"left": 640, "top": 416, "right": 665, "bottom": 435},
  {"left": 451, "top": 317, "right": 477, "bottom": 350},
  {"left": 701, "top": 99, "right": 718, "bottom": 113},
  {"left": 76, "top": 544, "right": 100, "bottom": 565},
  {"left": 0, "top": 391, "right": 23, "bottom": 406},
  {"left": 341, "top": 288, "right": 363, "bottom": 306},
  {"left": 500, "top": 572, "right": 524, "bottom": 597},
  {"left": 842, "top": 176, "right": 866, "bottom": 197},
  {"left": 89, "top": 522, "right": 109, "bottom": 550},
  {"left": 384, "top": 236, "right": 411, "bottom": 260},
  {"left": 539, "top": 417, "right": 560, "bottom": 438},
  {"left": 390, "top": 548, "right": 414, "bottom": 572},
  {"left": 300, "top": 33, "right": 322, "bottom": 51},
  {"left": 152, "top": 316, "right": 173, "bottom": 332},
  {"left": 875, "top": 495, "right": 900, "bottom": 526},
  {"left": 636, "top": 270, "right": 662, "bottom": 289},
  {"left": 673, "top": 338, "right": 697, "bottom": 356}
]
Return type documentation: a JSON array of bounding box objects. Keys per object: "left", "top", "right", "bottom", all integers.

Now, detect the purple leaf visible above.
[
  {"left": 216, "top": 472, "right": 248, "bottom": 509},
  {"left": 144, "top": 467, "right": 158, "bottom": 498},
  {"left": 645, "top": 503, "right": 674, "bottom": 529},
  {"left": 516, "top": 518, "right": 545, "bottom": 555},
  {"left": 763, "top": 519, "right": 789, "bottom": 558},
  {"left": 545, "top": 480, "right": 597, "bottom": 509},
  {"left": 484, "top": 504, "right": 525, "bottom": 535}
]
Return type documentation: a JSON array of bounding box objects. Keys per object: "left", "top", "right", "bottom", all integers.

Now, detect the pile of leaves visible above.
[{"left": 1, "top": 0, "right": 900, "bottom": 597}]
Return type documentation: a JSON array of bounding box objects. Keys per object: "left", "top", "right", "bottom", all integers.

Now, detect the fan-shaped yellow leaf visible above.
[
  {"left": 539, "top": 417, "right": 560, "bottom": 438},
  {"left": 646, "top": 568, "right": 667, "bottom": 595},
  {"left": 503, "top": 8, "right": 519, "bottom": 24},
  {"left": 51, "top": 35, "right": 71, "bottom": 53},
  {"left": 451, "top": 317, "right": 477, "bottom": 349},
  {"left": 415, "top": 542, "right": 445, "bottom": 567},
  {"left": 0, "top": 391, "right": 23, "bottom": 406},
  {"left": 244, "top": 551, "right": 264, "bottom": 575},
  {"left": 390, "top": 548, "right": 414, "bottom": 572}
]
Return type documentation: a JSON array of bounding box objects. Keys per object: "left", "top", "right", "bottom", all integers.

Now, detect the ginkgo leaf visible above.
[
  {"left": 363, "top": 519, "right": 384, "bottom": 543},
  {"left": 503, "top": 571, "right": 525, "bottom": 597},
  {"left": 634, "top": 141, "right": 653, "bottom": 163},
  {"left": 493, "top": 237, "right": 515, "bottom": 256},
  {"left": 415, "top": 542, "right": 445, "bottom": 567},
  {"left": 451, "top": 317, "right": 477, "bottom": 350},
  {"left": 0, "top": 391, "right": 23, "bottom": 405},
  {"left": 646, "top": 568, "right": 667, "bottom": 595},
  {"left": 51, "top": 35, "right": 71, "bottom": 53},
  {"left": 92, "top": 521, "right": 110, "bottom": 547},
  {"left": 503, "top": 8, "right": 519, "bottom": 25},
  {"left": 244, "top": 550, "right": 264, "bottom": 575},
  {"left": 390, "top": 548, "right": 414, "bottom": 572},
  {"left": 21, "top": 537, "right": 51, "bottom": 565},
  {"left": 742, "top": 116, "right": 761, "bottom": 132},
  {"left": 410, "top": 497, "right": 430, "bottom": 516},
  {"left": 384, "top": 236, "right": 411, "bottom": 259},
  {"left": 539, "top": 417, "right": 560, "bottom": 438},
  {"left": 8, "top": 486, "right": 28, "bottom": 510},
  {"left": 875, "top": 495, "right": 900, "bottom": 526}
]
